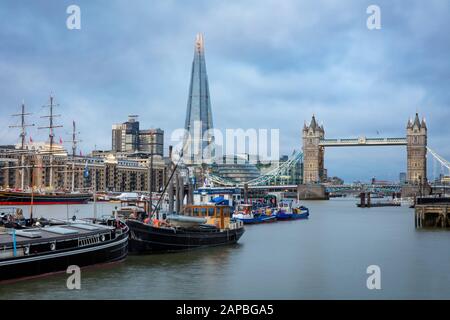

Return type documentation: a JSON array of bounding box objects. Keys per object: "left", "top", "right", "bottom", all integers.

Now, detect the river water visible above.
[{"left": 1, "top": 198, "right": 450, "bottom": 299}]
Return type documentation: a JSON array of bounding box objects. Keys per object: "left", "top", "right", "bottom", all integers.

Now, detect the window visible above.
[
  {"left": 208, "top": 208, "right": 215, "bottom": 217},
  {"left": 201, "top": 208, "right": 206, "bottom": 216},
  {"left": 193, "top": 208, "right": 199, "bottom": 217}
]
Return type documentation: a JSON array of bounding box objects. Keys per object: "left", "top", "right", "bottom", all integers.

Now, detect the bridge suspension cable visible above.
[
  {"left": 427, "top": 147, "right": 450, "bottom": 171},
  {"left": 205, "top": 150, "right": 304, "bottom": 187}
]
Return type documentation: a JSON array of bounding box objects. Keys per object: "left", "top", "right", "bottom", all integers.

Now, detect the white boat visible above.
[
  {"left": 165, "top": 214, "right": 207, "bottom": 228},
  {"left": 114, "top": 192, "right": 140, "bottom": 201}
]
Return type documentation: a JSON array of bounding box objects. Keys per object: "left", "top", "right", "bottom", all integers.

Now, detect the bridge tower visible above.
[
  {"left": 406, "top": 113, "right": 427, "bottom": 185},
  {"left": 302, "top": 115, "right": 325, "bottom": 184}
]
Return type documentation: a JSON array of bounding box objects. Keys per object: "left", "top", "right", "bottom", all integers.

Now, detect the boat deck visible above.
[{"left": 0, "top": 224, "right": 114, "bottom": 247}]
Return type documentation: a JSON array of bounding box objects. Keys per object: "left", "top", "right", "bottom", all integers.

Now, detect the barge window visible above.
[
  {"left": 223, "top": 208, "right": 230, "bottom": 217},
  {"left": 201, "top": 208, "right": 206, "bottom": 216},
  {"left": 208, "top": 208, "right": 215, "bottom": 217},
  {"left": 193, "top": 208, "right": 199, "bottom": 216}
]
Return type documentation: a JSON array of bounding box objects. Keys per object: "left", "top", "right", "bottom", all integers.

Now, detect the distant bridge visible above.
[{"left": 325, "top": 184, "right": 402, "bottom": 194}]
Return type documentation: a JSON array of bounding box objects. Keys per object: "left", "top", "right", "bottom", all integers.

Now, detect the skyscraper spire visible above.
[
  {"left": 195, "top": 33, "right": 204, "bottom": 54},
  {"left": 183, "top": 33, "right": 214, "bottom": 164}
]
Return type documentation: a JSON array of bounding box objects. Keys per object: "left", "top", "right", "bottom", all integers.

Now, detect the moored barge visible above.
[
  {"left": 0, "top": 217, "right": 128, "bottom": 282},
  {"left": 126, "top": 204, "right": 245, "bottom": 253}
]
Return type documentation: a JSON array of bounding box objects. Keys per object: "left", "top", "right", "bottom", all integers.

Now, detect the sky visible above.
[{"left": 0, "top": 0, "right": 449, "bottom": 183}]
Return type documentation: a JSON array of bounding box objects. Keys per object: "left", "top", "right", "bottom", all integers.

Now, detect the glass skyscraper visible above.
[{"left": 183, "top": 33, "right": 214, "bottom": 164}]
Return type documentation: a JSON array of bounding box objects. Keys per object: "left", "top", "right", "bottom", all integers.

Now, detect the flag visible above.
[
  {"left": 79, "top": 150, "right": 83, "bottom": 156},
  {"left": 59, "top": 137, "right": 63, "bottom": 144},
  {"left": 29, "top": 136, "right": 33, "bottom": 143},
  {"left": 83, "top": 161, "right": 89, "bottom": 179}
]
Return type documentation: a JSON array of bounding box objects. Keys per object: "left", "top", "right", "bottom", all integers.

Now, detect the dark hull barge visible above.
[
  {"left": 127, "top": 219, "right": 244, "bottom": 253},
  {"left": 126, "top": 204, "right": 245, "bottom": 253},
  {"left": 0, "top": 219, "right": 128, "bottom": 282}
]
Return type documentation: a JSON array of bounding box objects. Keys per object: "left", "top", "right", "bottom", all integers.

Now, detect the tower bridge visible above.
[
  {"left": 302, "top": 113, "right": 428, "bottom": 198},
  {"left": 205, "top": 112, "right": 448, "bottom": 199}
]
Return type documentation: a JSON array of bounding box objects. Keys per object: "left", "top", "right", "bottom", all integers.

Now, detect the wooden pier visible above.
[
  {"left": 357, "top": 192, "right": 401, "bottom": 208},
  {"left": 415, "top": 202, "right": 450, "bottom": 228}
]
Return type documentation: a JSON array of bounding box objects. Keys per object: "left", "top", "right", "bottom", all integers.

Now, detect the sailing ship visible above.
[
  {"left": 0, "top": 97, "right": 91, "bottom": 205},
  {"left": 0, "top": 190, "right": 91, "bottom": 205}
]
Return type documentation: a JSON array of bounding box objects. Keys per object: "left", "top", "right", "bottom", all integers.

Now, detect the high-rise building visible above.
[
  {"left": 399, "top": 172, "right": 407, "bottom": 184},
  {"left": 183, "top": 33, "right": 214, "bottom": 164},
  {"left": 112, "top": 115, "right": 164, "bottom": 156},
  {"left": 139, "top": 129, "right": 164, "bottom": 155},
  {"left": 112, "top": 115, "right": 140, "bottom": 152}
]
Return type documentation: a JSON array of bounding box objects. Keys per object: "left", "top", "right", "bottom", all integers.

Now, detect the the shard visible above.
[{"left": 183, "top": 33, "right": 214, "bottom": 165}]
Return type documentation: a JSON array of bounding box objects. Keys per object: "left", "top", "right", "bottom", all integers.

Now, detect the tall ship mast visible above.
[
  {"left": 38, "top": 95, "right": 62, "bottom": 189},
  {"left": 9, "top": 101, "right": 34, "bottom": 190},
  {"left": 70, "top": 120, "right": 81, "bottom": 192}
]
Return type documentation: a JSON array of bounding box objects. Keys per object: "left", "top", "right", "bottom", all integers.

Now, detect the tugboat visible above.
[
  {"left": 275, "top": 199, "right": 309, "bottom": 220},
  {"left": 0, "top": 209, "right": 128, "bottom": 283},
  {"left": 126, "top": 204, "right": 245, "bottom": 253},
  {"left": 232, "top": 204, "right": 277, "bottom": 224}
]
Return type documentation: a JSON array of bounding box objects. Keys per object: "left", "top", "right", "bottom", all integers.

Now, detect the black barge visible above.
[
  {"left": 0, "top": 218, "right": 128, "bottom": 282},
  {"left": 127, "top": 204, "right": 245, "bottom": 253}
]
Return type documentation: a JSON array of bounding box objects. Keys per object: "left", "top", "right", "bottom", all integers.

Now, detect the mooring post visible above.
[
  {"left": 178, "top": 174, "right": 184, "bottom": 213},
  {"left": 175, "top": 173, "right": 180, "bottom": 213},
  {"left": 12, "top": 229, "right": 17, "bottom": 257},
  {"left": 168, "top": 146, "right": 174, "bottom": 214},
  {"left": 442, "top": 208, "right": 447, "bottom": 228},
  {"left": 415, "top": 210, "right": 417, "bottom": 228},
  {"left": 244, "top": 183, "right": 249, "bottom": 204}
]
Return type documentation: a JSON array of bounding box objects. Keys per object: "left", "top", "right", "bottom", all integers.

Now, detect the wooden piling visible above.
[{"left": 415, "top": 203, "right": 450, "bottom": 228}]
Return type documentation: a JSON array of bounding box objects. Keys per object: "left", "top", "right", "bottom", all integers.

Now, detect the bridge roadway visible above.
[{"left": 320, "top": 137, "right": 407, "bottom": 147}]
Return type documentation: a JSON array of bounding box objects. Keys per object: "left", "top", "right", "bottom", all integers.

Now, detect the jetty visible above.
[
  {"left": 415, "top": 197, "right": 450, "bottom": 228},
  {"left": 357, "top": 192, "right": 401, "bottom": 208}
]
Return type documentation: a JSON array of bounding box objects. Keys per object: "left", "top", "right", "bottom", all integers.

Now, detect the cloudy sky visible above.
[{"left": 0, "top": 0, "right": 449, "bottom": 182}]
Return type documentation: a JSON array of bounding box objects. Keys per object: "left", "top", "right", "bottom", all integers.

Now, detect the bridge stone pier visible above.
[{"left": 299, "top": 113, "right": 430, "bottom": 200}]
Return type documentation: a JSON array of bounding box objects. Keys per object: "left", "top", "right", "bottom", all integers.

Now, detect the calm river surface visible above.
[{"left": 1, "top": 198, "right": 450, "bottom": 299}]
